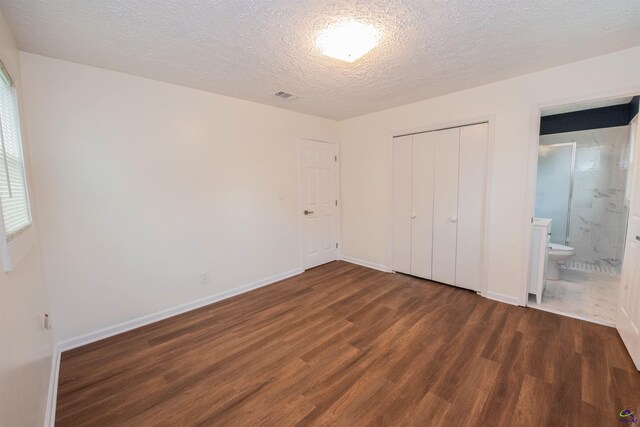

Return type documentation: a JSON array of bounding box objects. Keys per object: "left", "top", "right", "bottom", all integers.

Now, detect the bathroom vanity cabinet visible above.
[{"left": 529, "top": 218, "right": 551, "bottom": 304}]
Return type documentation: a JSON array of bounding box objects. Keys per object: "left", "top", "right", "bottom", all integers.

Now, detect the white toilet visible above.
[{"left": 546, "top": 243, "right": 575, "bottom": 280}]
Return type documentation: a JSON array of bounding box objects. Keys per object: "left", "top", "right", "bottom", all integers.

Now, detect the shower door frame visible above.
[{"left": 537, "top": 141, "right": 576, "bottom": 246}]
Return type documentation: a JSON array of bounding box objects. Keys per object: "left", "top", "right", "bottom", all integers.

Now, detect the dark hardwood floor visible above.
[{"left": 56, "top": 261, "right": 640, "bottom": 426}]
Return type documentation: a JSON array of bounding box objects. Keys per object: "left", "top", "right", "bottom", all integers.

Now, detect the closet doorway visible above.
[{"left": 391, "top": 121, "right": 491, "bottom": 293}]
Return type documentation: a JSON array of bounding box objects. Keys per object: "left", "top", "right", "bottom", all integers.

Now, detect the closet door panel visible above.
[
  {"left": 432, "top": 128, "right": 460, "bottom": 285},
  {"left": 392, "top": 135, "right": 413, "bottom": 274},
  {"left": 456, "top": 123, "right": 488, "bottom": 291},
  {"left": 410, "top": 132, "right": 435, "bottom": 279}
]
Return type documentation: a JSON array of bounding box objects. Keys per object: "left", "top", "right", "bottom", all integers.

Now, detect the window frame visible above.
[{"left": 0, "top": 56, "right": 35, "bottom": 272}]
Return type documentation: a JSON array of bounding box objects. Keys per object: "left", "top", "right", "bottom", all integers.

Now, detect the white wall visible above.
[
  {"left": 339, "top": 46, "right": 640, "bottom": 303},
  {"left": 19, "top": 53, "right": 339, "bottom": 343},
  {"left": 0, "top": 8, "right": 55, "bottom": 427},
  {"left": 15, "top": 37, "right": 640, "bottom": 351}
]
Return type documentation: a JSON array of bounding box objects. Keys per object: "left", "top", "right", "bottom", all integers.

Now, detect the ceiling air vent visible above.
[{"left": 274, "top": 91, "right": 295, "bottom": 99}]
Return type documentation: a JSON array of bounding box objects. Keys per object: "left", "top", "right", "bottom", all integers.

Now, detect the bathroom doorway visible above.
[{"left": 527, "top": 94, "right": 639, "bottom": 325}]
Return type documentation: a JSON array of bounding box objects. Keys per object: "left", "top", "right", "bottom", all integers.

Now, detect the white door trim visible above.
[
  {"left": 387, "top": 115, "right": 496, "bottom": 298},
  {"left": 298, "top": 137, "right": 341, "bottom": 271},
  {"left": 520, "top": 85, "right": 640, "bottom": 307}
]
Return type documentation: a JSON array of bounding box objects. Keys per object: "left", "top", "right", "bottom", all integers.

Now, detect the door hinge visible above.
[
  {"left": 336, "top": 242, "right": 339, "bottom": 248},
  {"left": 335, "top": 200, "right": 338, "bottom": 206},
  {"left": 335, "top": 155, "right": 338, "bottom": 162}
]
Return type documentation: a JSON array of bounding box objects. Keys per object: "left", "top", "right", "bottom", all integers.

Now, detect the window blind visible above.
[{"left": 0, "top": 63, "right": 31, "bottom": 241}]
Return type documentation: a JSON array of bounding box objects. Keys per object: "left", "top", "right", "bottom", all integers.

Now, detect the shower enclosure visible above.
[
  {"left": 535, "top": 126, "right": 631, "bottom": 272},
  {"left": 535, "top": 143, "right": 575, "bottom": 245}
]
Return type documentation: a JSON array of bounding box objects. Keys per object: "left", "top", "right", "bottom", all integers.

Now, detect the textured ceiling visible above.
[{"left": 1, "top": 0, "right": 639, "bottom": 120}]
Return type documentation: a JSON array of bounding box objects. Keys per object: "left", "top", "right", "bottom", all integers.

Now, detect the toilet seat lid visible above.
[{"left": 549, "top": 243, "right": 574, "bottom": 251}]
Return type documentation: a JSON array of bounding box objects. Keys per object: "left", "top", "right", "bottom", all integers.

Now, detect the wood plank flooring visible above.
[{"left": 56, "top": 261, "right": 640, "bottom": 426}]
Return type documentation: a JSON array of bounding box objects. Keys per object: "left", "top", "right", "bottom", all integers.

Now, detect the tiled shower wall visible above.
[{"left": 540, "top": 125, "right": 630, "bottom": 269}]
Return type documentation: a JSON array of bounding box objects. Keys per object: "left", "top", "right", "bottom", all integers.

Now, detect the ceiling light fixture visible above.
[{"left": 316, "top": 19, "right": 380, "bottom": 63}]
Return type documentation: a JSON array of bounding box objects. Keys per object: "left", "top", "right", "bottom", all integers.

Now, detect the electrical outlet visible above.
[{"left": 200, "top": 271, "right": 210, "bottom": 285}]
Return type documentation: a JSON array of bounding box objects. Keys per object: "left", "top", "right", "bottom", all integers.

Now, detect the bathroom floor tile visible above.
[{"left": 528, "top": 268, "right": 619, "bottom": 325}]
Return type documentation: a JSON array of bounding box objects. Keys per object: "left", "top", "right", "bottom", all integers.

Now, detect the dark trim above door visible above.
[{"left": 540, "top": 96, "right": 639, "bottom": 135}]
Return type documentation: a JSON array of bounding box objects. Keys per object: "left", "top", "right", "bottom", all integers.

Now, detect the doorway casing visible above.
[
  {"left": 521, "top": 86, "right": 640, "bottom": 307},
  {"left": 386, "top": 115, "right": 496, "bottom": 299},
  {"left": 298, "top": 138, "right": 341, "bottom": 270}
]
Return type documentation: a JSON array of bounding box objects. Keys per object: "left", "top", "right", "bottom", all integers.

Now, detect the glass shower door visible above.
[{"left": 535, "top": 143, "right": 575, "bottom": 245}]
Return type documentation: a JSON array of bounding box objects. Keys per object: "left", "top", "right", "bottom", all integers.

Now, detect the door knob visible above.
[
  {"left": 304, "top": 210, "right": 314, "bottom": 215},
  {"left": 411, "top": 212, "right": 417, "bottom": 219},
  {"left": 450, "top": 216, "right": 458, "bottom": 223}
]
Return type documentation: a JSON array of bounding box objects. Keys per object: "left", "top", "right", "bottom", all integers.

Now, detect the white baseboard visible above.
[
  {"left": 486, "top": 290, "right": 521, "bottom": 306},
  {"left": 57, "top": 268, "right": 303, "bottom": 352},
  {"left": 44, "top": 346, "right": 61, "bottom": 427},
  {"left": 339, "top": 255, "right": 390, "bottom": 273}
]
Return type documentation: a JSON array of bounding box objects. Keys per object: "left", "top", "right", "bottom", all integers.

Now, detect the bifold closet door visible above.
[
  {"left": 456, "top": 123, "right": 488, "bottom": 291},
  {"left": 393, "top": 124, "right": 487, "bottom": 289},
  {"left": 410, "top": 132, "right": 435, "bottom": 279},
  {"left": 392, "top": 135, "right": 412, "bottom": 274},
  {"left": 432, "top": 127, "right": 460, "bottom": 285}
]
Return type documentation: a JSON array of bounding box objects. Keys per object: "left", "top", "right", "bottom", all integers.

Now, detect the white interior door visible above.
[
  {"left": 455, "top": 123, "right": 488, "bottom": 291},
  {"left": 392, "top": 135, "right": 413, "bottom": 274},
  {"left": 618, "top": 116, "right": 640, "bottom": 370},
  {"left": 432, "top": 127, "right": 460, "bottom": 285},
  {"left": 410, "top": 132, "right": 435, "bottom": 279},
  {"left": 301, "top": 139, "right": 338, "bottom": 269}
]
